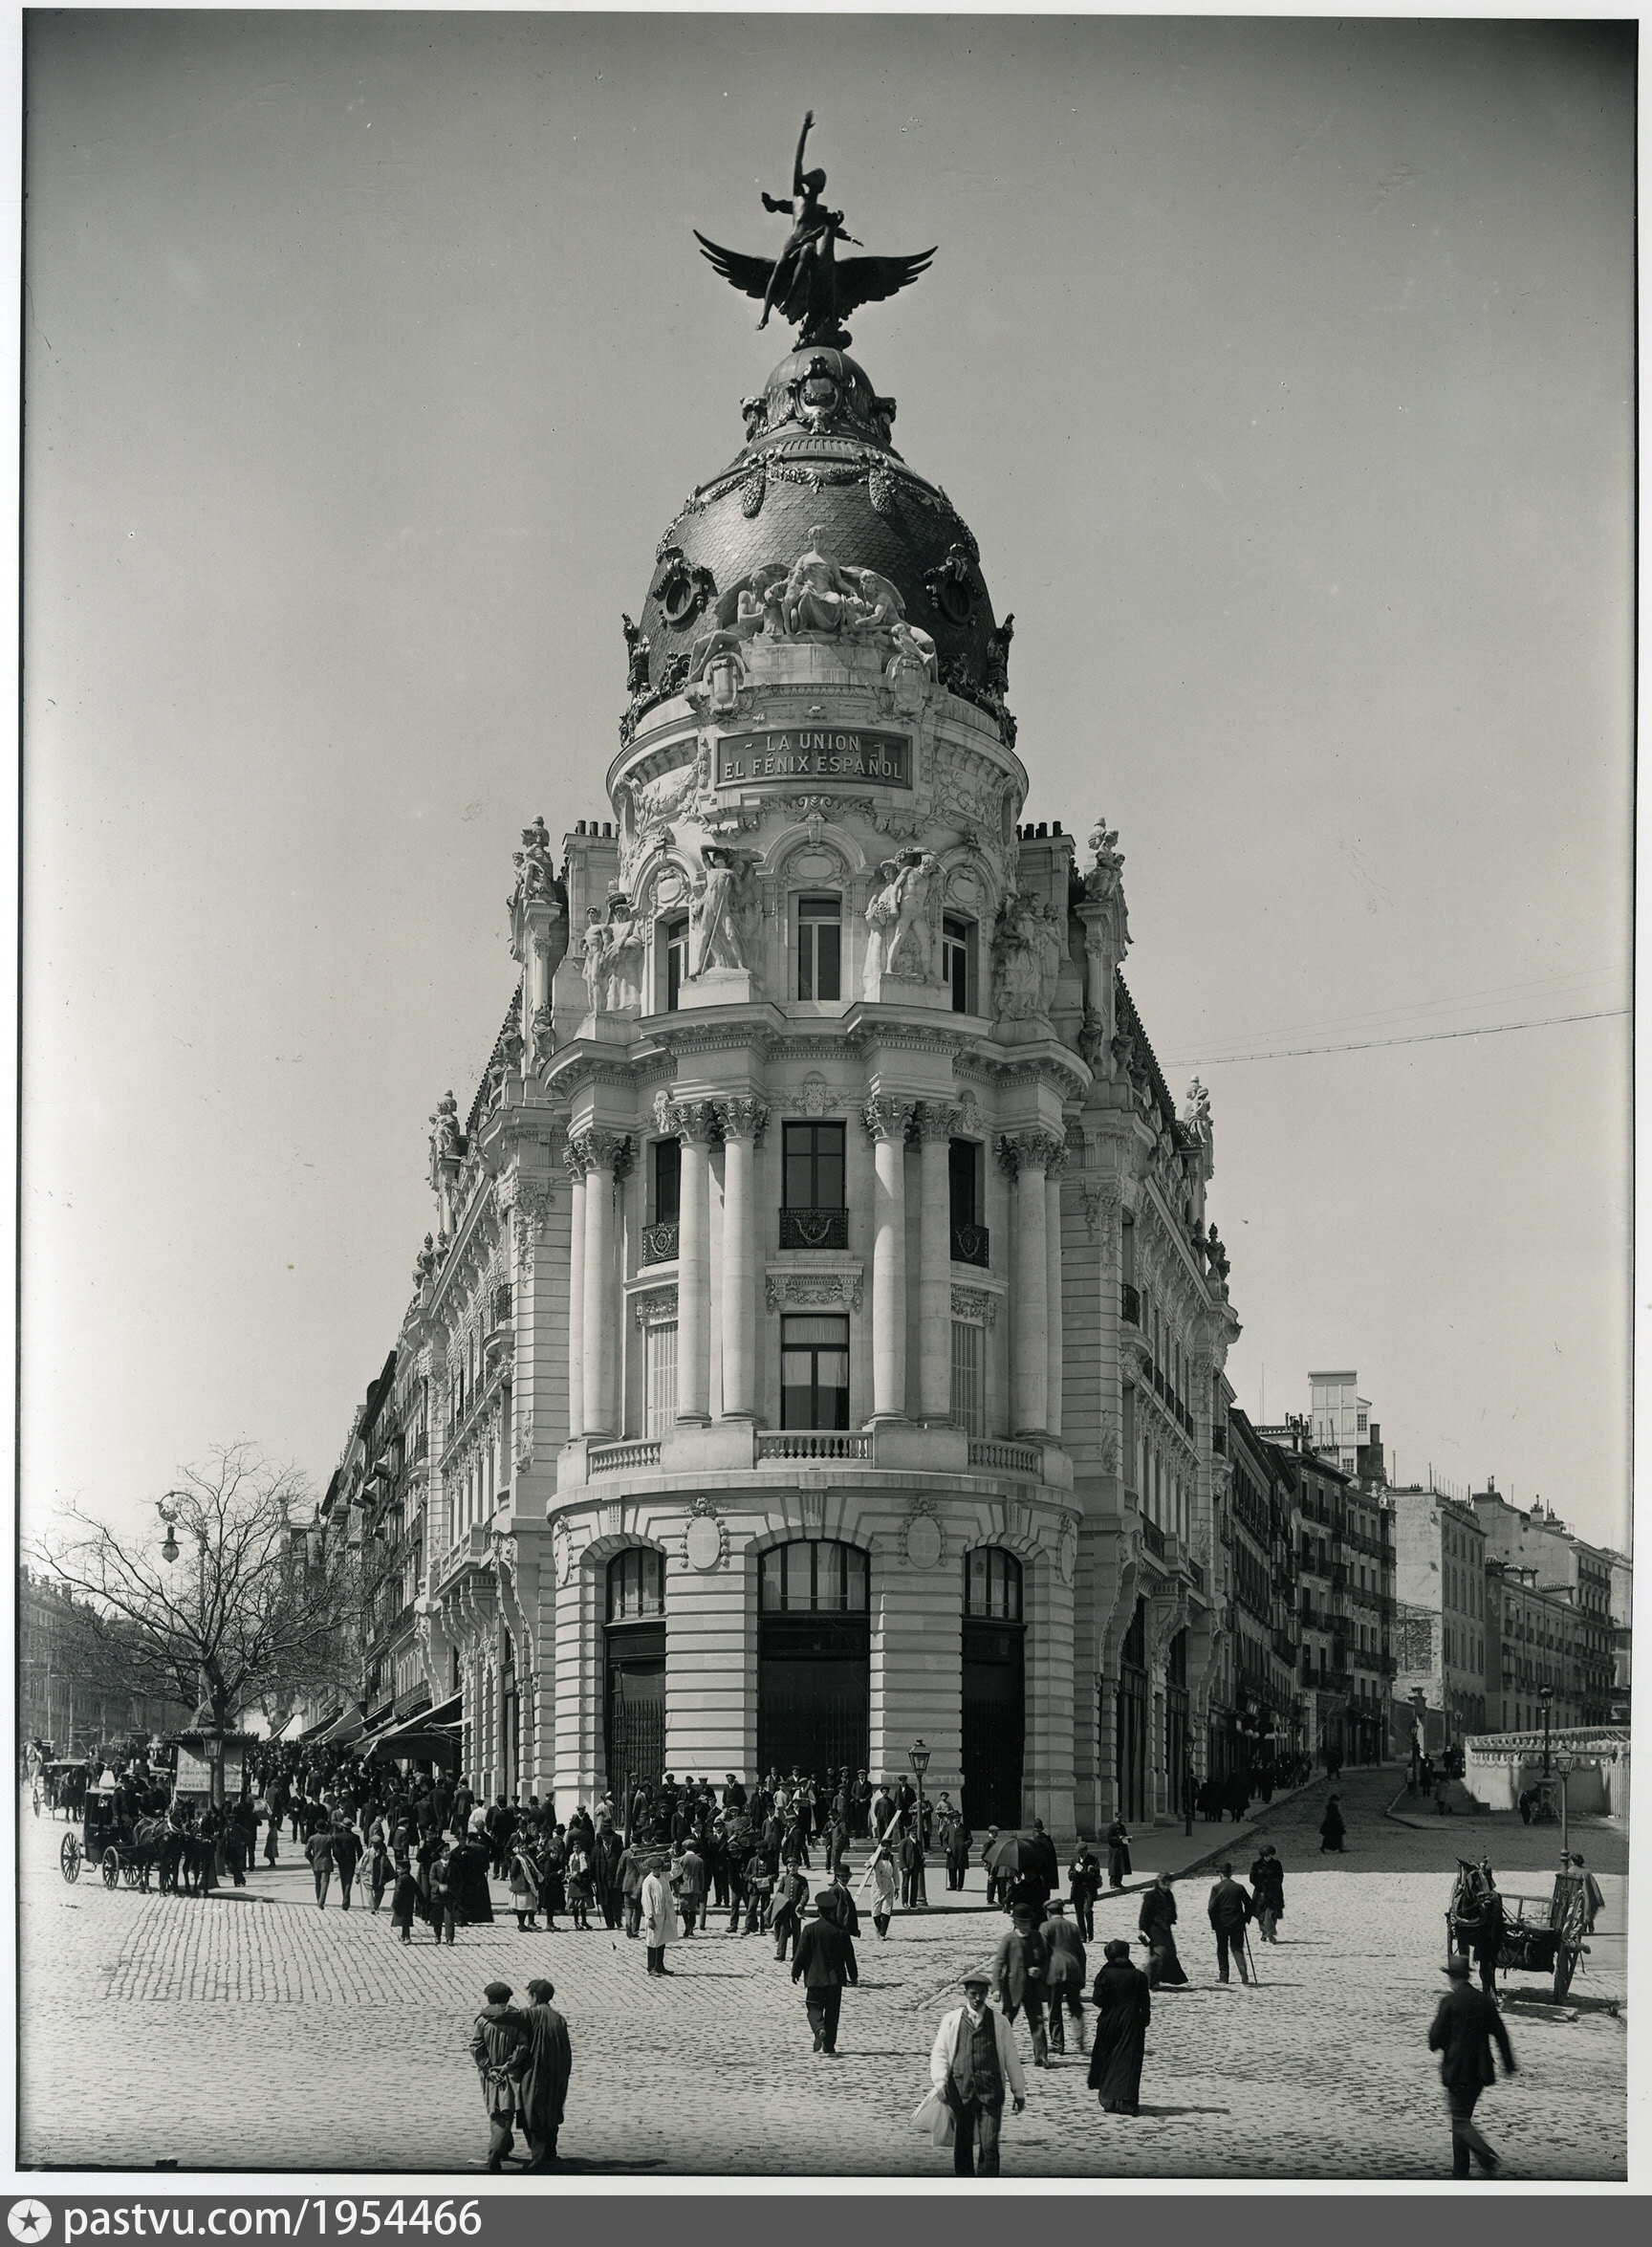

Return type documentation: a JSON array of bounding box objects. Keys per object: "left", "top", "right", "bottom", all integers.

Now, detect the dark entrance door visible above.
[
  {"left": 605, "top": 1622, "right": 665, "bottom": 1807},
  {"left": 1115, "top": 1597, "right": 1148, "bottom": 1822},
  {"left": 962, "top": 1618, "right": 1024, "bottom": 1829},
  {"left": 757, "top": 1613, "right": 870, "bottom": 1779}
]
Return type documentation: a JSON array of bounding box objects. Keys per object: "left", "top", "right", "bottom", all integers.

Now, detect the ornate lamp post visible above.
[
  {"left": 1539, "top": 1683, "right": 1553, "bottom": 1778},
  {"left": 157, "top": 1494, "right": 220, "bottom": 1806},
  {"left": 907, "top": 1736, "right": 930, "bottom": 1909}
]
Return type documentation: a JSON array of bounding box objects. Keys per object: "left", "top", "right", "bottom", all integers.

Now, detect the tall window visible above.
[
  {"left": 780, "top": 1315, "right": 850, "bottom": 1429},
  {"left": 783, "top": 1122, "right": 845, "bottom": 1210},
  {"left": 965, "top": 1546, "right": 1022, "bottom": 1621},
  {"left": 644, "top": 1321, "right": 678, "bottom": 1437},
  {"left": 663, "top": 915, "right": 689, "bottom": 1012},
  {"left": 652, "top": 1137, "right": 681, "bottom": 1224},
  {"left": 795, "top": 896, "right": 842, "bottom": 1001},
  {"left": 949, "top": 1137, "right": 988, "bottom": 1266},
  {"left": 761, "top": 1538, "right": 868, "bottom": 1611},
  {"left": 607, "top": 1547, "right": 664, "bottom": 1622},
  {"left": 951, "top": 1320, "right": 984, "bottom": 1435},
  {"left": 942, "top": 915, "right": 974, "bottom": 1014}
]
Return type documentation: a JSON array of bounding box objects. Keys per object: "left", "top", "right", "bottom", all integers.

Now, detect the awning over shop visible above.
[
  {"left": 297, "top": 1706, "right": 344, "bottom": 1742},
  {"left": 317, "top": 1702, "right": 366, "bottom": 1748},
  {"left": 366, "top": 1691, "right": 462, "bottom": 1765},
  {"left": 275, "top": 1713, "right": 306, "bottom": 1744}
]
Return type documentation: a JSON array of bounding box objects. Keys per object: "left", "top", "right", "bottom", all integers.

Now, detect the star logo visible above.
[{"left": 9, "top": 2205, "right": 51, "bottom": 2243}]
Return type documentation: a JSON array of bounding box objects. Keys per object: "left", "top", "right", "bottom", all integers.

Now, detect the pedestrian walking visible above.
[
  {"left": 539, "top": 1827, "right": 567, "bottom": 1930},
  {"left": 772, "top": 1856, "right": 810, "bottom": 1960},
  {"left": 1319, "top": 1795, "right": 1346, "bottom": 1853},
  {"left": 792, "top": 1897, "right": 859, "bottom": 2055},
  {"left": 1104, "top": 1816, "right": 1132, "bottom": 1889},
  {"left": 1068, "top": 1846, "right": 1101, "bottom": 1941},
  {"left": 1138, "top": 1871, "right": 1188, "bottom": 1987},
  {"left": 641, "top": 1852, "right": 681, "bottom": 1975},
  {"left": 619, "top": 1837, "right": 646, "bottom": 1938},
  {"left": 428, "top": 1844, "right": 458, "bottom": 1944},
  {"left": 509, "top": 1835, "right": 541, "bottom": 1931},
  {"left": 1427, "top": 1954, "right": 1516, "bottom": 2176},
  {"left": 332, "top": 1819, "right": 361, "bottom": 1910},
  {"left": 305, "top": 1824, "right": 335, "bottom": 1910},
  {"left": 1088, "top": 1939, "right": 1153, "bottom": 2115},
  {"left": 1249, "top": 1845, "right": 1285, "bottom": 1943},
  {"left": 1206, "top": 1863, "right": 1253, "bottom": 1984},
  {"left": 920, "top": 1972, "right": 1027, "bottom": 2176},
  {"left": 675, "top": 1841, "right": 705, "bottom": 1936},
  {"left": 390, "top": 1855, "right": 421, "bottom": 1943},
  {"left": 1039, "top": 1899, "right": 1087, "bottom": 2055},
  {"left": 867, "top": 1843, "right": 898, "bottom": 1939},
  {"left": 468, "top": 1981, "right": 531, "bottom": 2172},
  {"left": 990, "top": 1903, "right": 1052, "bottom": 2067},
  {"left": 565, "top": 1841, "right": 594, "bottom": 1931},
  {"left": 518, "top": 1979, "right": 572, "bottom": 2172}
]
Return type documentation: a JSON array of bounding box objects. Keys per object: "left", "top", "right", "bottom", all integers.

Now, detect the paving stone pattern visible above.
[{"left": 18, "top": 1776, "right": 1625, "bottom": 2180}]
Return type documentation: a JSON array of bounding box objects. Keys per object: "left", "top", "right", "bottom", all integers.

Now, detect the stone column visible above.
[
  {"left": 1002, "top": 1132, "right": 1059, "bottom": 1436},
  {"left": 863, "top": 1099, "right": 915, "bottom": 1422},
  {"left": 563, "top": 1144, "right": 587, "bottom": 1440},
  {"left": 917, "top": 1103, "right": 957, "bottom": 1422},
  {"left": 1046, "top": 1149, "right": 1067, "bottom": 1440},
  {"left": 576, "top": 1130, "right": 627, "bottom": 1438},
  {"left": 672, "top": 1103, "right": 713, "bottom": 1425},
  {"left": 715, "top": 1099, "right": 768, "bottom": 1420}
]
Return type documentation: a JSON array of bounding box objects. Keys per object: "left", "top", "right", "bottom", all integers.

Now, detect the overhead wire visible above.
[{"left": 1167, "top": 1006, "right": 1630, "bottom": 1068}]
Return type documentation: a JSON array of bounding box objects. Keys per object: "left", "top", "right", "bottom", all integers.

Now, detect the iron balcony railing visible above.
[
  {"left": 641, "top": 1221, "right": 679, "bottom": 1266},
  {"left": 1120, "top": 1282, "right": 1141, "bottom": 1325},
  {"left": 779, "top": 1208, "right": 850, "bottom": 1251},
  {"left": 1141, "top": 1517, "right": 1166, "bottom": 1560},
  {"left": 950, "top": 1221, "right": 990, "bottom": 1268}
]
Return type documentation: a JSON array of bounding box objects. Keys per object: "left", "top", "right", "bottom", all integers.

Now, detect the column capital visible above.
[
  {"left": 915, "top": 1101, "right": 960, "bottom": 1144},
  {"left": 569, "top": 1127, "right": 631, "bottom": 1176},
  {"left": 661, "top": 1099, "right": 718, "bottom": 1146},
  {"left": 996, "top": 1128, "right": 1064, "bottom": 1180},
  {"left": 861, "top": 1096, "right": 917, "bottom": 1146},
  {"left": 712, "top": 1096, "right": 770, "bottom": 1146}
]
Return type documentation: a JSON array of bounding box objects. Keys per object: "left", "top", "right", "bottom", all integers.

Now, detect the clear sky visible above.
[{"left": 21, "top": 12, "right": 1634, "bottom": 1554}]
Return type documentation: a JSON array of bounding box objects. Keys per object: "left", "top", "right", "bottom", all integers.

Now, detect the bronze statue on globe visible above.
[{"left": 695, "top": 110, "right": 935, "bottom": 350}]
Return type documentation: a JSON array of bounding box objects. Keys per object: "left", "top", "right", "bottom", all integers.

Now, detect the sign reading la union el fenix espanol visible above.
[{"left": 715, "top": 727, "right": 912, "bottom": 789}]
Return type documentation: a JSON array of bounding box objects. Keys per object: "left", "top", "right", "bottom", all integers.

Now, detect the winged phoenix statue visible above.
[{"left": 695, "top": 110, "right": 936, "bottom": 351}]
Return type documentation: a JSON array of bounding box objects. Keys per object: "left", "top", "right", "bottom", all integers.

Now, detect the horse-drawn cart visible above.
[
  {"left": 1447, "top": 1858, "right": 1591, "bottom": 2002},
  {"left": 59, "top": 1789, "right": 167, "bottom": 1891}
]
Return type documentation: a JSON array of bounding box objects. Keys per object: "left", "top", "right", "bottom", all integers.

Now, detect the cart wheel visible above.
[
  {"left": 1553, "top": 1947, "right": 1576, "bottom": 2001},
  {"left": 121, "top": 1859, "right": 142, "bottom": 1889},
  {"left": 60, "top": 1834, "right": 81, "bottom": 1884},
  {"left": 100, "top": 1848, "right": 120, "bottom": 1889}
]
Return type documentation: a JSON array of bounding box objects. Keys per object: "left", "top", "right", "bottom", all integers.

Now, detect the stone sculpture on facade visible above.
[
  {"left": 578, "top": 898, "right": 646, "bottom": 1016},
  {"left": 990, "top": 890, "right": 1061, "bottom": 1022},
  {"left": 862, "top": 849, "right": 942, "bottom": 993},
  {"left": 621, "top": 613, "right": 650, "bottom": 696},
  {"left": 982, "top": 611, "right": 1014, "bottom": 697},
  {"left": 690, "top": 843, "right": 762, "bottom": 976},
  {"left": 427, "top": 1091, "right": 462, "bottom": 1188}
]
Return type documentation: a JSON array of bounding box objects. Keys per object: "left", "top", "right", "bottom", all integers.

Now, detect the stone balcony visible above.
[{"left": 557, "top": 1418, "right": 1074, "bottom": 1497}]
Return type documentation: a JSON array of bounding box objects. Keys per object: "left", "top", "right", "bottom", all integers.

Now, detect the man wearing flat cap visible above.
[
  {"left": 924, "top": 1971, "right": 1027, "bottom": 2176},
  {"left": 468, "top": 1981, "right": 531, "bottom": 2171},
  {"left": 1427, "top": 1954, "right": 1516, "bottom": 2177}
]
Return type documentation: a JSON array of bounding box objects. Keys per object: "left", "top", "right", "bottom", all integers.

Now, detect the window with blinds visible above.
[
  {"left": 950, "top": 1320, "right": 984, "bottom": 1435},
  {"left": 644, "top": 1320, "right": 678, "bottom": 1437}
]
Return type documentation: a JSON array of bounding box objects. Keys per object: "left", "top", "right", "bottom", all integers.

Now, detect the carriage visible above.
[
  {"left": 58, "top": 1788, "right": 169, "bottom": 1891},
  {"left": 1447, "top": 1858, "right": 1590, "bottom": 2001}
]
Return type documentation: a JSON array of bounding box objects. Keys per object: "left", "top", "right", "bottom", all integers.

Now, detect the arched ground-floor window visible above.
[
  {"left": 756, "top": 1540, "right": 869, "bottom": 1781},
  {"left": 962, "top": 1548, "right": 1024, "bottom": 1828}
]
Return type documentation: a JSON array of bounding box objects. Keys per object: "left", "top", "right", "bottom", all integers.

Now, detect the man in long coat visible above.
[
  {"left": 791, "top": 1897, "right": 859, "bottom": 2056},
  {"left": 1206, "top": 1863, "right": 1253, "bottom": 1983},
  {"left": 640, "top": 1852, "right": 682, "bottom": 1975},
  {"left": 1088, "top": 1938, "right": 1152, "bottom": 2114},
  {"left": 989, "top": 1905, "right": 1051, "bottom": 2066},
  {"left": 1104, "top": 1816, "right": 1132, "bottom": 1889},
  {"left": 1427, "top": 1955, "right": 1516, "bottom": 2176},
  {"left": 1249, "top": 1845, "right": 1285, "bottom": 1943},
  {"left": 1039, "top": 1900, "right": 1087, "bottom": 2054},
  {"left": 469, "top": 1981, "right": 531, "bottom": 2171},
  {"left": 518, "top": 1978, "right": 573, "bottom": 2172}
]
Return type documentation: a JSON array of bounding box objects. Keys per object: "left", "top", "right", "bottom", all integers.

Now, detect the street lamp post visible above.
[
  {"left": 1539, "top": 1685, "right": 1553, "bottom": 1778},
  {"left": 158, "top": 1493, "right": 220, "bottom": 1807},
  {"left": 907, "top": 1736, "right": 930, "bottom": 1909}
]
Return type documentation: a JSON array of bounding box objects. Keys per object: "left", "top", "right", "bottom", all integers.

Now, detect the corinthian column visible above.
[
  {"left": 917, "top": 1103, "right": 958, "bottom": 1422},
  {"left": 563, "top": 1141, "right": 587, "bottom": 1440},
  {"left": 576, "top": 1130, "right": 628, "bottom": 1437},
  {"left": 863, "top": 1099, "right": 915, "bottom": 1422},
  {"left": 1001, "top": 1131, "right": 1060, "bottom": 1436},
  {"left": 670, "top": 1103, "right": 713, "bottom": 1425},
  {"left": 714, "top": 1099, "right": 768, "bottom": 1420},
  {"left": 1046, "top": 1146, "right": 1068, "bottom": 1440}
]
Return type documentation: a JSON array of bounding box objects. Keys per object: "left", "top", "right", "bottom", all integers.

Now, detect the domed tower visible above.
[{"left": 415, "top": 124, "right": 1240, "bottom": 1847}]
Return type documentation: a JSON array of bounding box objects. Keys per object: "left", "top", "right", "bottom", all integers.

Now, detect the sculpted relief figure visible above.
[
  {"left": 862, "top": 849, "right": 942, "bottom": 992},
  {"left": 621, "top": 613, "right": 651, "bottom": 697},
  {"left": 427, "top": 1091, "right": 462, "bottom": 1191},
  {"left": 1030, "top": 898, "right": 1066, "bottom": 1017},
  {"left": 690, "top": 843, "right": 762, "bottom": 976},
  {"left": 579, "top": 907, "right": 611, "bottom": 1016},
  {"left": 601, "top": 896, "right": 646, "bottom": 1014},
  {"left": 989, "top": 892, "right": 1046, "bottom": 1022}
]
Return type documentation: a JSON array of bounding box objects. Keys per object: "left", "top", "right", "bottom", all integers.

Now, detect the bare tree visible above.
[{"left": 35, "top": 1446, "right": 364, "bottom": 1774}]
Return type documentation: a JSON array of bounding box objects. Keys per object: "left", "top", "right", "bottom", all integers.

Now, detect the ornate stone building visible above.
[{"left": 391, "top": 317, "right": 1243, "bottom": 1839}]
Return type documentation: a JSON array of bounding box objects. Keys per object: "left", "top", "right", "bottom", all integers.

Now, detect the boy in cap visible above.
[
  {"left": 468, "top": 1982, "right": 530, "bottom": 2171},
  {"left": 926, "top": 1970, "right": 1027, "bottom": 2175}
]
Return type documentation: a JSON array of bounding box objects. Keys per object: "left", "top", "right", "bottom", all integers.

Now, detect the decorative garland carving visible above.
[
  {"left": 950, "top": 1285, "right": 998, "bottom": 1328},
  {"left": 632, "top": 1286, "right": 680, "bottom": 1329},
  {"left": 765, "top": 1269, "right": 865, "bottom": 1315}
]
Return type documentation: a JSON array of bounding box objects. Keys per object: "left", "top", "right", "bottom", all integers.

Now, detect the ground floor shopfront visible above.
[{"left": 420, "top": 1473, "right": 1221, "bottom": 1842}]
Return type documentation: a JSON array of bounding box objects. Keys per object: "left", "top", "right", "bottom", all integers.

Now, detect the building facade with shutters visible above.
[{"left": 383, "top": 327, "right": 1244, "bottom": 1840}]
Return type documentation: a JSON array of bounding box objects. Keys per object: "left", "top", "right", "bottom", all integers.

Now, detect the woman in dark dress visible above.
[
  {"left": 1088, "top": 1939, "right": 1153, "bottom": 2115},
  {"left": 449, "top": 1834, "right": 495, "bottom": 1924},
  {"left": 1137, "top": 1871, "right": 1188, "bottom": 1988},
  {"left": 1319, "top": 1795, "right": 1346, "bottom": 1854}
]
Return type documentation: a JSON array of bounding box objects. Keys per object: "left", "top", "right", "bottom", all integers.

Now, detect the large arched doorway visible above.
[
  {"left": 962, "top": 1548, "right": 1025, "bottom": 1830},
  {"left": 1115, "top": 1597, "right": 1148, "bottom": 1822},
  {"left": 756, "top": 1540, "right": 869, "bottom": 1783},
  {"left": 605, "top": 1549, "right": 665, "bottom": 1805}
]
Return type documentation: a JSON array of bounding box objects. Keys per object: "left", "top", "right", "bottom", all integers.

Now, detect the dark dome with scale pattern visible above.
[{"left": 634, "top": 345, "right": 1002, "bottom": 697}]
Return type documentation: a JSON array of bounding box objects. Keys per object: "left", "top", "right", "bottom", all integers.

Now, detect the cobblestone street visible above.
[{"left": 19, "top": 1774, "right": 1626, "bottom": 2180}]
